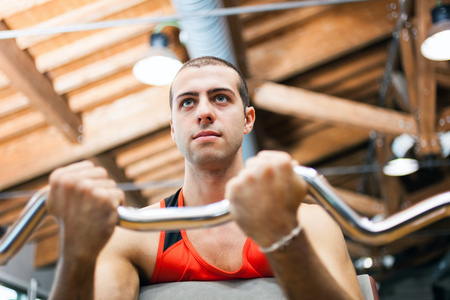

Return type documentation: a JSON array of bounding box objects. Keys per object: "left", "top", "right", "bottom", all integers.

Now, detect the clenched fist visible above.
[
  {"left": 226, "top": 151, "right": 307, "bottom": 248},
  {"left": 47, "top": 161, "right": 124, "bottom": 261}
]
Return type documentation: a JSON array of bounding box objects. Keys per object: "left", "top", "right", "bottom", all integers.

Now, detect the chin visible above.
[{"left": 191, "top": 150, "right": 233, "bottom": 167}]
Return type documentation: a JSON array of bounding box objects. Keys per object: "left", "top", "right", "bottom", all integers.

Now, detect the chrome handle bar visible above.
[{"left": 1, "top": 166, "right": 450, "bottom": 265}]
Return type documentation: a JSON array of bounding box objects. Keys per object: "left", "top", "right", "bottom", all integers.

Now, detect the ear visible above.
[
  {"left": 243, "top": 106, "right": 255, "bottom": 135},
  {"left": 170, "top": 118, "right": 176, "bottom": 142}
]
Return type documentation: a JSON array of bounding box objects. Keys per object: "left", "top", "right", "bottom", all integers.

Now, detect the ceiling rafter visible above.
[
  {"left": 399, "top": 26, "right": 418, "bottom": 112},
  {"left": 0, "top": 109, "right": 46, "bottom": 143},
  {"left": 290, "top": 125, "right": 370, "bottom": 165},
  {"left": 0, "top": 21, "right": 82, "bottom": 143},
  {"left": 243, "top": 5, "right": 330, "bottom": 46},
  {"left": 90, "top": 154, "right": 148, "bottom": 207},
  {"left": 0, "top": 92, "right": 29, "bottom": 118},
  {"left": 12, "top": 0, "right": 151, "bottom": 49},
  {"left": 250, "top": 80, "right": 418, "bottom": 136},
  {"left": 34, "top": 23, "right": 154, "bottom": 73},
  {"left": 247, "top": 0, "right": 397, "bottom": 81},
  {"left": 0, "top": 86, "right": 170, "bottom": 190},
  {"left": 115, "top": 129, "right": 176, "bottom": 168},
  {"left": 0, "top": 0, "right": 52, "bottom": 19},
  {"left": 335, "top": 187, "right": 386, "bottom": 217},
  {"left": 0, "top": 71, "right": 10, "bottom": 89},
  {"left": 288, "top": 45, "right": 388, "bottom": 92},
  {"left": 51, "top": 42, "right": 148, "bottom": 94},
  {"left": 414, "top": 0, "right": 441, "bottom": 156},
  {"left": 67, "top": 70, "right": 145, "bottom": 113}
]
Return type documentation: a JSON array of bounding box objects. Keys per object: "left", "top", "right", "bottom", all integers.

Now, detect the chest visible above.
[{"left": 186, "top": 226, "right": 248, "bottom": 272}]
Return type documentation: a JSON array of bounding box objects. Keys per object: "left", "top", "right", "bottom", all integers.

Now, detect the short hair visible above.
[{"left": 169, "top": 56, "right": 249, "bottom": 110}]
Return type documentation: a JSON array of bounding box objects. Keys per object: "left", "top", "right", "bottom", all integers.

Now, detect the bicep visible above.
[
  {"left": 94, "top": 233, "right": 140, "bottom": 300},
  {"left": 300, "top": 205, "right": 363, "bottom": 299}
]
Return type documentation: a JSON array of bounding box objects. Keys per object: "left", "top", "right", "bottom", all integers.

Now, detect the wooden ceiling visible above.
[{"left": 0, "top": 0, "right": 449, "bottom": 283}]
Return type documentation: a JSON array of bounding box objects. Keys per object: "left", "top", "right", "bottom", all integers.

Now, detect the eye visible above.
[
  {"left": 215, "top": 95, "right": 229, "bottom": 103},
  {"left": 181, "top": 99, "right": 195, "bottom": 108}
]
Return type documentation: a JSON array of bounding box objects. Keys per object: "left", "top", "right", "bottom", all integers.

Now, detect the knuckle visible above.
[
  {"left": 107, "top": 179, "right": 117, "bottom": 187},
  {"left": 94, "top": 166, "right": 108, "bottom": 178},
  {"left": 81, "top": 160, "right": 94, "bottom": 167},
  {"left": 49, "top": 167, "right": 65, "bottom": 185},
  {"left": 57, "top": 173, "right": 77, "bottom": 190},
  {"left": 77, "top": 178, "right": 94, "bottom": 194}
]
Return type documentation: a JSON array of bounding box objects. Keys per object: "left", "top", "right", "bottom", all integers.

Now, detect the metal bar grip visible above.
[{"left": 1, "top": 166, "right": 450, "bottom": 266}]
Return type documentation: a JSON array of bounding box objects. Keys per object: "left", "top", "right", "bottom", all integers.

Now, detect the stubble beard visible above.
[{"left": 183, "top": 139, "right": 242, "bottom": 172}]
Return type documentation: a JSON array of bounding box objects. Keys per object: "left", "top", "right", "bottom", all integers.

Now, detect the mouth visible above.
[{"left": 193, "top": 130, "right": 221, "bottom": 140}]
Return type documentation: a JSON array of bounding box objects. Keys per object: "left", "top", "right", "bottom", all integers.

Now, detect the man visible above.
[{"left": 46, "top": 56, "right": 364, "bottom": 299}]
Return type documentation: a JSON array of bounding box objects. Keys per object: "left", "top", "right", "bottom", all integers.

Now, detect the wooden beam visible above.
[
  {"left": 0, "top": 92, "right": 29, "bottom": 118},
  {"left": 34, "top": 232, "right": 59, "bottom": 268},
  {"left": 335, "top": 187, "right": 386, "bottom": 218},
  {"left": 243, "top": 6, "right": 330, "bottom": 46},
  {"left": 0, "top": 109, "right": 46, "bottom": 142},
  {"left": 125, "top": 147, "right": 183, "bottom": 179},
  {"left": 0, "top": 198, "right": 29, "bottom": 221},
  {"left": 437, "top": 106, "right": 450, "bottom": 132},
  {"left": 374, "top": 132, "right": 403, "bottom": 214},
  {"left": 288, "top": 45, "right": 388, "bottom": 92},
  {"left": 414, "top": 0, "right": 440, "bottom": 155},
  {"left": 0, "top": 21, "right": 82, "bottom": 142},
  {"left": 250, "top": 80, "right": 418, "bottom": 136},
  {"left": 404, "top": 177, "right": 450, "bottom": 206},
  {"left": 136, "top": 159, "right": 185, "bottom": 183},
  {"left": 34, "top": 23, "right": 154, "bottom": 73},
  {"left": 247, "top": 0, "right": 396, "bottom": 81},
  {"left": 391, "top": 71, "right": 412, "bottom": 112},
  {"left": 436, "top": 71, "right": 450, "bottom": 89},
  {"left": 0, "top": 86, "right": 171, "bottom": 191},
  {"left": 289, "top": 125, "right": 369, "bottom": 165},
  {"left": 0, "top": 0, "right": 52, "bottom": 19},
  {"left": 399, "top": 27, "right": 418, "bottom": 111},
  {"left": 323, "top": 66, "right": 384, "bottom": 97},
  {"left": 0, "top": 207, "right": 24, "bottom": 226},
  {"left": 0, "top": 71, "right": 10, "bottom": 90},
  {"left": 67, "top": 70, "right": 144, "bottom": 113},
  {"left": 31, "top": 217, "right": 58, "bottom": 241},
  {"left": 142, "top": 186, "right": 183, "bottom": 205},
  {"left": 13, "top": 0, "right": 151, "bottom": 49},
  {"left": 52, "top": 43, "right": 148, "bottom": 94},
  {"left": 90, "top": 154, "right": 148, "bottom": 208},
  {"left": 435, "top": 61, "right": 450, "bottom": 88},
  {"left": 115, "top": 129, "right": 175, "bottom": 167}
]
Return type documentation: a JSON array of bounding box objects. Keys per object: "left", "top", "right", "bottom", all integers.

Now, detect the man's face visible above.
[{"left": 170, "top": 65, "right": 254, "bottom": 168}]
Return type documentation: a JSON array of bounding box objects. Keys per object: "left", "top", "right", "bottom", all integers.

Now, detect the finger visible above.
[
  {"left": 72, "top": 166, "right": 108, "bottom": 180},
  {"left": 109, "top": 189, "right": 125, "bottom": 207},
  {"left": 60, "top": 160, "right": 95, "bottom": 173},
  {"left": 92, "top": 187, "right": 123, "bottom": 206},
  {"left": 86, "top": 178, "right": 117, "bottom": 188}
]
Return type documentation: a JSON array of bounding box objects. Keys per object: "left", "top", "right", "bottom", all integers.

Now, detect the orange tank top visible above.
[{"left": 150, "top": 189, "right": 273, "bottom": 284}]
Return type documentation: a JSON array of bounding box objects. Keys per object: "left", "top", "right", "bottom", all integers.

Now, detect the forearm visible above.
[
  {"left": 266, "top": 230, "right": 356, "bottom": 300},
  {"left": 49, "top": 256, "right": 97, "bottom": 300}
]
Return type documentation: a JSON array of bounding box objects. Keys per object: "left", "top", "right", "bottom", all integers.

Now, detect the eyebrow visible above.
[{"left": 175, "top": 88, "right": 236, "bottom": 101}]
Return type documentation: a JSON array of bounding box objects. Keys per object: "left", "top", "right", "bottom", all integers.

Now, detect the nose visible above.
[{"left": 196, "top": 98, "right": 215, "bottom": 124}]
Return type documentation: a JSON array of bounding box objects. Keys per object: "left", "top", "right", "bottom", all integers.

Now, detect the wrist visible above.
[
  {"left": 258, "top": 215, "right": 299, "bottom": 247},
  {"left": 259, "top": 222, "right": 302, "bottom": 253}
]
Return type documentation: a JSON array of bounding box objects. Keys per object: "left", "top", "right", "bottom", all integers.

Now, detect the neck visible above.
[{"left": 182, "top": 153, "right": 244, "bottom": 206}]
